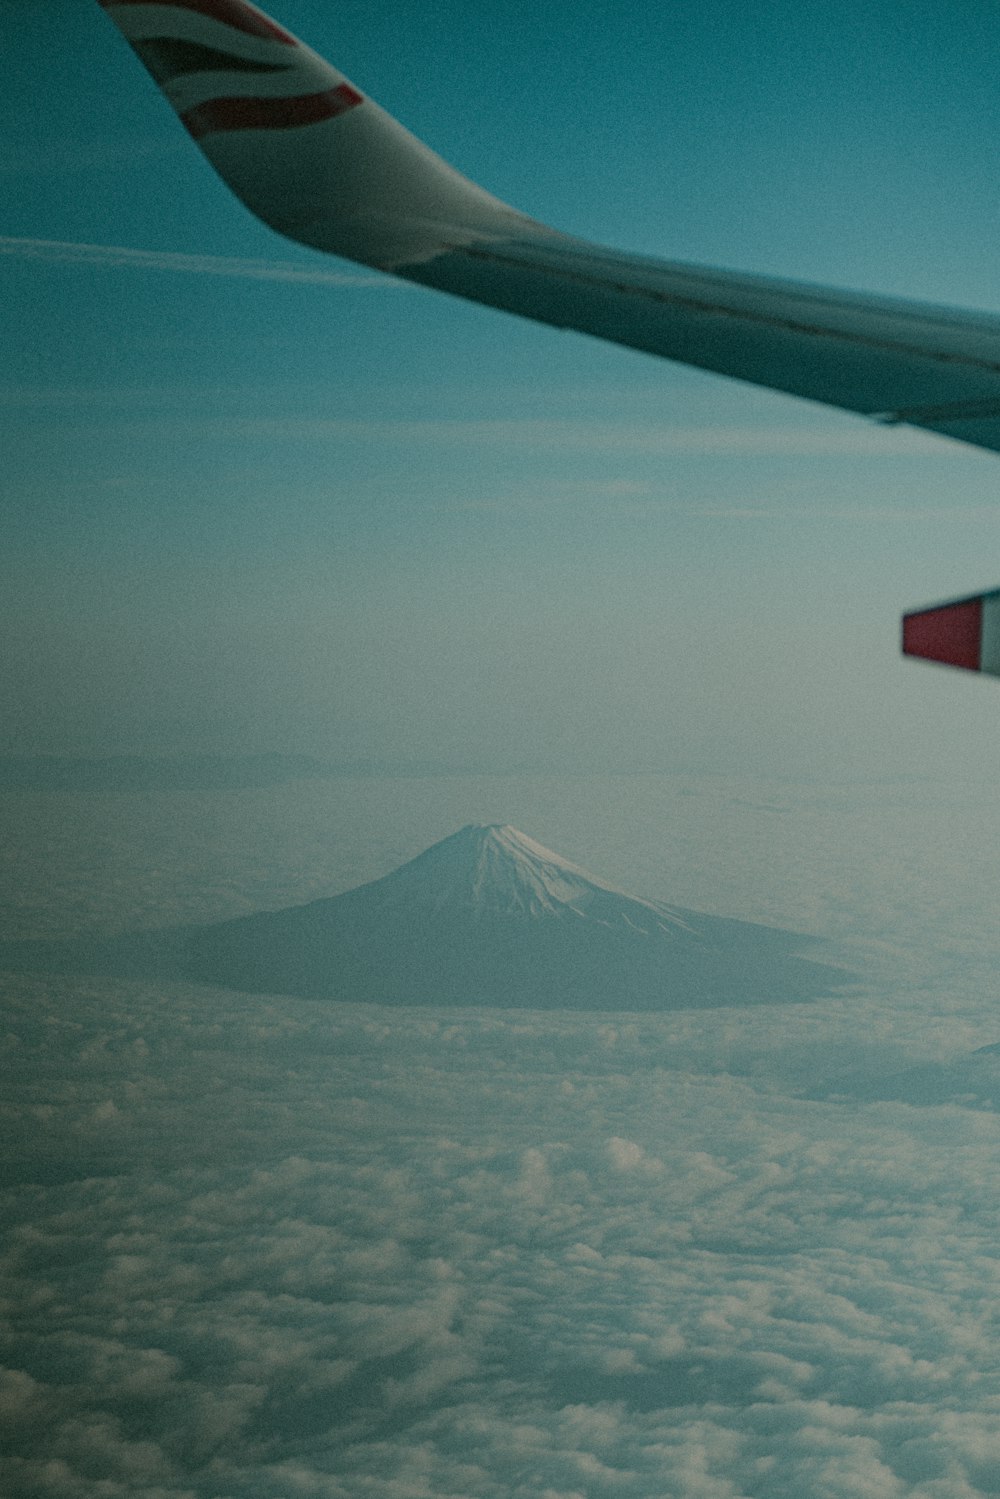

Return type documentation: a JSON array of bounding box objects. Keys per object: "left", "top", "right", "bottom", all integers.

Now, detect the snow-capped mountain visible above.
[
  {"left": 184, "top": 825, "right": 842, "bottom": 1010},
  {"left": 344, "top": 823, "right": 696, "bottom": 929}
]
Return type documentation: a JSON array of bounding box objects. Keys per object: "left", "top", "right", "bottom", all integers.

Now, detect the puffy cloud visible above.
[{"left": 4, "top": 961, "right": 1000, "bottom": 1497}]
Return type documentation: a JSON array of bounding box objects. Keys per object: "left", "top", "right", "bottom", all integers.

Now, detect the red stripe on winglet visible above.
[
  {"left": 182, "top": 83, "right": 363, "bottom": 136},
  {"left": 902, "top": 598, "right": 982, "bottom": 670},
  {"left": 99, "top": 1, "right": 296, "bottom": 45}
]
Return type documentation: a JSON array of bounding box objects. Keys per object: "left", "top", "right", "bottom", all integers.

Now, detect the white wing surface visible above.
[{"left": 98, "top": 0, "right": 1000, "bottom": 457}]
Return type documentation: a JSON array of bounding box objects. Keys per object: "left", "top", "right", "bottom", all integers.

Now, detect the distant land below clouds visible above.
[{"left": 0, "top": 753, "right": 482, "bottom": 793}]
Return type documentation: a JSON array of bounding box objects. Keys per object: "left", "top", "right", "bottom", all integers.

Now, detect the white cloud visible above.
[
  {"left": 0, "top": 236, "right": 398, "bottom": 288},
  {"left": 4, "top": 960, "right": 1000, "bottom": 1497}
]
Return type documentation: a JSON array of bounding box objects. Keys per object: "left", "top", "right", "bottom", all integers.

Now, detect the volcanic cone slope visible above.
[{"left": 185, "top": 825, "right": 843, "bottom": 1010}]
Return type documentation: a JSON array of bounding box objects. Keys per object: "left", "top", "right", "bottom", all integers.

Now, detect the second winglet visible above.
[{"left": 903, "top": 591, "right": 1000, "bottom": 676}]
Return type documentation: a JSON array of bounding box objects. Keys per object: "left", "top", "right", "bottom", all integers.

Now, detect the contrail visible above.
[{"left": 0, "top": 235, "right": 400, "bottom": 286}]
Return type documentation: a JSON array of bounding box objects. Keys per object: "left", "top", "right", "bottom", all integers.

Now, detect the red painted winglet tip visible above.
[{"left": 901, "top": 597, "right": 982, "bottom": 671}]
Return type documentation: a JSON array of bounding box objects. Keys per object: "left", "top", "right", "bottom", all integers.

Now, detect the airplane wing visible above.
[{"left": 98, "top": 0, "right": 1000, "bottom": 671}]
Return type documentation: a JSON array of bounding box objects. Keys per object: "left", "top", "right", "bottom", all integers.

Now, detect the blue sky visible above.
[{"left": 6, "top": 0, "right": 1000, "bottom": 774}]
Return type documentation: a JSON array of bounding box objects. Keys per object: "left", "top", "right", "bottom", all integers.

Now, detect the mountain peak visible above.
[{"left": 369, "top": 822, "right": 679, "bottom": 925}]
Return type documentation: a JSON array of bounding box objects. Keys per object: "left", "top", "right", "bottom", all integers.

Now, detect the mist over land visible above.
[
  {"left": 5, "top": 767, "right": 1000, "bottom": 1496},
  {"left": 0, "top": 753, "right": 471, "bottom": 793}
]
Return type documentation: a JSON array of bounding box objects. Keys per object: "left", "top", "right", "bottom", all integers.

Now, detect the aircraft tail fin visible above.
[
  {"left": 98, "top": 0, "right": 542, "bottom": 267},
  {"left": 903, "top": 591, "right": 1000, "bottom": 676}
]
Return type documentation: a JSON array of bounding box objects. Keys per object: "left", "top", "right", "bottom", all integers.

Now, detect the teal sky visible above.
[{"left": 6, "top": 0, "right": 1000, "bottom": 775}]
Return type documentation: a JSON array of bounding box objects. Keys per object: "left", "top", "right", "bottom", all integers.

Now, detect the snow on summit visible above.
[{"left": 369, "top": 823, "right": 695, "bottom": 930}]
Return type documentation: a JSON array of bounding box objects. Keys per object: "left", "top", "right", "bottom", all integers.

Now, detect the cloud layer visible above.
[{"left": 4, "top": 959, "right": 1000, "bottom": 1497}]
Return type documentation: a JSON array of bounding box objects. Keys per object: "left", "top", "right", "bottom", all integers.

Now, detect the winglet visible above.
[
  {"left": 902, "top": 590, "right": 1000, "bottom": 675},
  {"left": 98, "top": 0, "right": 545, "bottom": 268}
]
